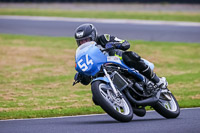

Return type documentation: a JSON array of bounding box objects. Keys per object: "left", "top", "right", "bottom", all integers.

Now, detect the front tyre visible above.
[
  {"left": 153, "top": 91, "right": 180, "bottom": 118},
  {"left": 91, "top": 81, "right": 133, "bottom": 122}
]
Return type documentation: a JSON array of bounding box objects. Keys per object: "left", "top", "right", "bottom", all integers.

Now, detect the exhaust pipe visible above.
[{"left": 125, "top": 89, "right": 159, "bottom": 106}]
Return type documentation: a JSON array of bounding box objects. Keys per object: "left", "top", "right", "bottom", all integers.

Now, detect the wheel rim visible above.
[
  {"left": 159, "top": 94, "right": 177, "bottom": 112},
  {"left": 99, "top": 83, "right": 130, "bottom": 115}
]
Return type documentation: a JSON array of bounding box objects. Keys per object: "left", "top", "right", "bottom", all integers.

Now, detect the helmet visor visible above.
[{"left": 77, "top": 37, "right": 92, "bottom": 46}]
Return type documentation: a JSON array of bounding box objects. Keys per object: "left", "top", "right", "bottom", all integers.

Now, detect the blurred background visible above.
[
  {"left": 0, "top": 0, "right": 199, "bottom": 3},
  {"left": 0, "top": 0, "right": 200, "bottom": 120}
]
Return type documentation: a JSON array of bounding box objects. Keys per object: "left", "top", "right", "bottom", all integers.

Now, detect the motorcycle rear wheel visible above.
[
  {"left": 153, "top": 92, "right": 180, "bottom": 118},
  {"left": 91, "top": 81, "right": 133, "bottom": 122}
]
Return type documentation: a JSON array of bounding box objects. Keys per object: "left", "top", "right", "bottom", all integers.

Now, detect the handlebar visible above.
[
  {"left": 101, "top": 47, "right": 115, "bottom": 56},
  {"left": 101, "top": 47, "right": 115, "bottom": 52}
]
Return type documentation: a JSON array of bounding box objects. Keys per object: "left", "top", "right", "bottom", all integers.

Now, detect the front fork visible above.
[{"left": 102, "top": 67, "right": 121, "bottom": 97}]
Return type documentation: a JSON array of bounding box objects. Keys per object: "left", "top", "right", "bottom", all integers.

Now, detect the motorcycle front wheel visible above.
[
  {"left": 91, "top": 81, "right": 133, "bottom": 122},
  {"left": 153, "top": 90, "right": 180, "bottom": 118}
]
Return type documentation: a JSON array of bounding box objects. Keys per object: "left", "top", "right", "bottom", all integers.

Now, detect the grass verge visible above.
[
  {"left": 0, "top": 9, "right": 200, "bottom": 22},
  {"left": 0, "top": 34, "right": 200, "bottom": 119}
]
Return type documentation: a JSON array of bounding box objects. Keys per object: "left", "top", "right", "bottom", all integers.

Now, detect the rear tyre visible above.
[
  {"left": 91, "top": 81, "right": 133, "bottom": 122},
  {"left": 153, "top": 92, "right": 180, "bottom": 118}
]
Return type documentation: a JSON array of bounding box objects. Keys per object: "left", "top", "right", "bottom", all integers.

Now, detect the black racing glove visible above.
[{"left": 105, "top": 42, "right": 119, "bottom": 56}]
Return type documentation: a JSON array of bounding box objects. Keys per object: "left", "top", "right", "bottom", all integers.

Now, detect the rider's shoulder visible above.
[
  {"left": 97, "top": 34, "right": 115, "bottom": 43},
  {"left": 98, "top": 34, "right": 113, "bottom": 42}
]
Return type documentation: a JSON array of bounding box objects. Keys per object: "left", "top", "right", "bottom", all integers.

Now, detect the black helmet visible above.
[{"left": 74, "top": 23, "right": 97, "bottom": 46}]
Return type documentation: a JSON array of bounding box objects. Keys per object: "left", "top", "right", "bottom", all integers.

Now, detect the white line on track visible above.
[
  {"left": 0, "top": 107, "right": 200, "bottom": 122},
  {"left": 1, "top": 15, "right": 200, "bottom": 27}
]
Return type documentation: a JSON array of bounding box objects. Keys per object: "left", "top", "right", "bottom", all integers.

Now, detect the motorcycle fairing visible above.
[{"left": 75, "top": 41, "right": 143, "bottom": 80}]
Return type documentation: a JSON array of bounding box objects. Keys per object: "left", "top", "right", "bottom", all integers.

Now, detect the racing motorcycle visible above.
[{"left": 73, "top": 41, "right": 180, "bottom": 122}]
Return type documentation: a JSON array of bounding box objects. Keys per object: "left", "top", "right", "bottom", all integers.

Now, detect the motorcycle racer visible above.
[{"left": 74, "top": 23, "right": 168, "bottom": 89}]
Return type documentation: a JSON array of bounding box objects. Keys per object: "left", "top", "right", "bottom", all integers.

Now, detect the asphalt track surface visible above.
[
  {"left": 0, "top": 17, "right": 200, "bottom": 43},
  {"left": 1, "top": 108, "right": 200, "bottom": 133}
]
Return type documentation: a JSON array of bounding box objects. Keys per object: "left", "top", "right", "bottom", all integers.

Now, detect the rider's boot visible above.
[
  {"left": 141, "top": 66, "right": 168, "bottom": 89},
  {"left": 156, "top": 77, "right": 168, "bottom": 89}
]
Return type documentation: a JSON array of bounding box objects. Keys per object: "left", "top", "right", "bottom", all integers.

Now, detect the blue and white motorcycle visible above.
[{"left": 74, "top": 41, "right": 180, "bottom": 122}]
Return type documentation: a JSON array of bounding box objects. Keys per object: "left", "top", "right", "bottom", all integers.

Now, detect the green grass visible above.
[
  {"left": 0, "top": 9, "right": 200, "bottom": 22},
  {"left": 0, "top": 106, "right": 104, "bottom": 119},
  {"left": 0, "top": 34, "right": 200, "bottom": 119}
]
